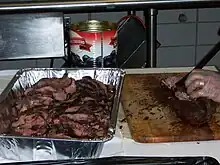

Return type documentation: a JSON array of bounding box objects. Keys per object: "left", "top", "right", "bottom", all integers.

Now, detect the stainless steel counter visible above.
[{"left": 0, "top": 67, "right": 220, "bottom": 162}]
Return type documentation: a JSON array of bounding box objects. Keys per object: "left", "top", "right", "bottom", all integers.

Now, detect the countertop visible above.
[{"left": 0, "top": 67, "right": 220, "bottom": 163}]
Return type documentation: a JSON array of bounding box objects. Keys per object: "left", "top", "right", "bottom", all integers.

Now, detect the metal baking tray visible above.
[
  {"left": 0, "top": 13, "right": 64, "bottom": 60},
  {"left": 0, "top": 68, "right": 125, "bottom": 161}
]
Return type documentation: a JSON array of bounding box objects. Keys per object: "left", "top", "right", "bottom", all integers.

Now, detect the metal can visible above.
[{"left": 70, "top": 20, "right": 117, "bottom": 68}]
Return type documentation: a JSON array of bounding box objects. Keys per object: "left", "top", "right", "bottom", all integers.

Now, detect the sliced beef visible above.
[
  {"left": 64, "top": 79, "right": 76, "bottom": 94},
  {"left": 53, "top": 90, "right": 67, "bottom": 101},
  {"left": 65, "top": 106, "right": 81, "bottom": 113},
  {"left": 161, "top": 77, "right": 217, "bottom": 126},
  {"left": 33, "top": 77, "right": 72, "bottom": 89},
  {"left": 6, "top": 76, "right": 115, "bottom": 139}
]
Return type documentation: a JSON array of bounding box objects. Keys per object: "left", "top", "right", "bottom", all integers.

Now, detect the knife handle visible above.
[{"left": 176, "top": 40, "right": 220, "bottom": 87}]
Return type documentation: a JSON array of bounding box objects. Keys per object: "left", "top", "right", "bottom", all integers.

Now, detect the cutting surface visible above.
[{"left": 121, "top": 73, "right": 220, "bottom": 143}]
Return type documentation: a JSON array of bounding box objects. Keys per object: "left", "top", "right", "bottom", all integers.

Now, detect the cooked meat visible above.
[
  {"left": 161, "top": 76, "right": 217, "bottom": 126},
  {"left": 161, "top": 77, "right": 191, "bottom": 101},
  {"left": 6, "top": 76, "right": 115, "bottom": 139}
]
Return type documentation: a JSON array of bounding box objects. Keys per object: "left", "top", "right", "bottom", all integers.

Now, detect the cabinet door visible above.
[
  {"left": 198, "top": 8, "right": 220, "bottom": 22},
  {"left": 197, "top": 22, "right": 220, "bottom": 45},
  {"left": 158, "top": 9, "right": 196, "bottom": 24},
  {"left": 196, "top": 45, "right": 220, "bottom": 67},
  {"left": 157, "top": 46, "right": 195, "bottom": 67},
  {"left": 157, "top": 23, "right": 196, "bottom": 47}
]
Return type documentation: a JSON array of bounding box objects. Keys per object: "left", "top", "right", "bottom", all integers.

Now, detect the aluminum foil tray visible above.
[{"left": 0, "top": 68, "right": 125, "bottom": 161}]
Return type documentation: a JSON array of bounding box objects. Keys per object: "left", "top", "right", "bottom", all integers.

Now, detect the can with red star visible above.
[{"left": 70, "top": 20, "right": 117, "bottom": 68}]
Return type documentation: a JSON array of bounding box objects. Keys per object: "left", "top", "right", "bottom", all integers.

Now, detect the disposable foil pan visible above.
[{"left": 0, "top": 68, "right": 125, "bottom": 161}]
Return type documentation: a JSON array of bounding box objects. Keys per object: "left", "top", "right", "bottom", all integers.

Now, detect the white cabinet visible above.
[
  {"left": 196, "top": 45, "right": 220, "bottom": 67},
  {"left": 197, "top": 22, "right": 220, "bottom": 45},
  {"left": 157, "top": 23, "right": 196, "bottom": 46},
  {"left": 157, "top": 46, "right": 195, "bottom": 67},
  {"left": 158, "top": 9, "right": 196, "bottom": 24},
  {"left": 198, "top": 8, "right": 220, "bottom": 22},
  {"left": 158, "top": 8, "right": 220, "bottom": 68},
  {"left": 196, "top": 13, "right": 220, "bottom": 68},
  {"left": 157, "top": 9, "right": 197, "bottom": 67}
]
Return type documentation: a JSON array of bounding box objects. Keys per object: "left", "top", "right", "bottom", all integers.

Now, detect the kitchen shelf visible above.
[{"left": 0, "top": 0, "right": 220, "bottom": 13}]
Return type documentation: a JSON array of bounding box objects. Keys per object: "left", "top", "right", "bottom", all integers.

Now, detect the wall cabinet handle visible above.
[{"left": 178, "top": 13, "right": 187, "bottom": 23}]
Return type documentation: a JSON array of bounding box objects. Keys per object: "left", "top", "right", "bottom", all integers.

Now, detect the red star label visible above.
[
  {"left": 71, "top": 37, "right": 93, "bottom": 52},
  {"left": 79, "top": 42, "right": 92, "bottom": 52},
  {"left": 110, "top": 37, "right": 117, "bottom": 46}
]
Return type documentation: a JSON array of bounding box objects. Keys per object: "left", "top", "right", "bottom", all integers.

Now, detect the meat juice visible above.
[{"left": 70, "top": 20, "right": 117, "bottom": 68}]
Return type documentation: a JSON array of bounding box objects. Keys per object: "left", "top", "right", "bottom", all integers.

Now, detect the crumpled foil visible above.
[{"left": 0, "top": 68, "right": 125, "bottom": 161}]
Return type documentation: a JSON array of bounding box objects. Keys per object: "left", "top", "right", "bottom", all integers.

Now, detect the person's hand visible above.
[{"left": 185, "top": 69, "right": 220, "bottom": 103}]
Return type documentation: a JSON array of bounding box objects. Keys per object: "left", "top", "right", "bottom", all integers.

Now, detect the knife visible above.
[{"left": 175, "top": 40, "right": 220, "bottom": 87}]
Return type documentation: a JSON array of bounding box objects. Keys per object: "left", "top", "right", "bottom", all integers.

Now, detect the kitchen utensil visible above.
[{"left": 175, "top": 40, "right": 220, "bottom": 88}]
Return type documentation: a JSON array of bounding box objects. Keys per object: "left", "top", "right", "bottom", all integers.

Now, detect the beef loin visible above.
[
  {"left": 5, "top": 76, "right": 115, "bottom": 139},
  {"left": 160, "top": 76, "right": 217, "bottom": 126}
]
